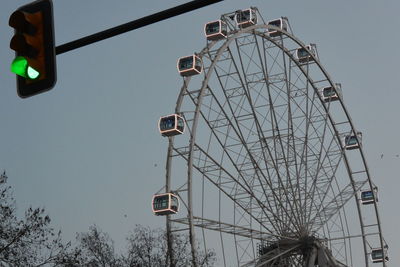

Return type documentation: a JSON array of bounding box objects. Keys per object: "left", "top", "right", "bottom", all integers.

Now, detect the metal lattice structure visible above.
[{"left": 159, "top": 7, "right": 387, "bottom": 267}]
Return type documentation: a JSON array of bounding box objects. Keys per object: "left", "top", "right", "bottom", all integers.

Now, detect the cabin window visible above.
[
  {"left": 298, "top": 48, "right": 309, "bottom": 58},
  {"left": 345, "top": 136, "right": 358, "bottom": 146},
  {"left": 238, "top": 10, "right": 250, "bottom": 22},
  {"left": 171, "top": 196, "right": 179, "bottom": 211},
  {"left": 154, "top": 196, "right": 168, "bottom": 210},
  {"left": 361, "top": 191, "right": 373, "bottom": 199},
  {"left": 206, "top": 21, "right": 220, "bottom": 34},
  {"left": 179, "top": 57, "right": 193, "bottom": 70},
  {"left": 323, "top": 87, "right": 336, "bottom": 97},
  {"left": 372, "top": 250, "right": 383, "bottom": 258},
  {"left": 195, "top": 58, "right": 202, "bottom": 70},
  {"left": 177, "top": 117, "right": 184, "bottom": 132},
  {"left": 160, "top": 117, "right": 175, "bottom": 131},
  {"left": 269, "top": 20, "right": 281, "bottom": 27}
]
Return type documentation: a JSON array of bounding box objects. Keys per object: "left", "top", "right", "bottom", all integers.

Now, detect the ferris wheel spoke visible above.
[
  {"left": 259, "top": 34, "right": 342, "bottom": 214},
  {"left": 294, "top": 116, "right": 341, "bottom": 230},
  {"left": 262, "top": 36, "right": 326, "bottom": 230},
  {"left": 182, "top": 79, "right": 285, "bottom": 233},
  {"left": 282, "top": 60, "right": 342, "bottom": 230},
  {"left": 253, "top": 43, "right": 305, "bottom": 230},
  {"left": 264, "top": 48, "right": 309, "bottom": 230},
  {"left": 289, "top": 61, "right": 327, "bottom": 229},
  {"left": 304, "top": 137, "right": 343, "bottom": 229},
  {"left": 227, "top": 35, "right": 307, "bottom": 232},
  {"left": 208, "top": 50, "right": 303, "bottom": 233},
  {"left": 191, "top": 141, "right": 281, "bottom": 234},
  {"left": 176, "top": 106, "right": 282, "bottom": 234},
  {"left": 287, "top": 60, "right": 347, "bottom": 234},
  {"left": 256, "top": 31, "right": 357, "bottom": 245},
  {"left": 304, "top": 155, "right": 339, "bottom": 231},
  {"left": 260, "top": 38, "right": 305, "bottom": 226},
  {"left": 279, "top": 50, "right": 305, "bottom": 228},
  {"left": 277, "top": 36, "right": 307, "bottom": 227},
  {"left": 300, "top": 109, "right": 345, "bottom": 226},
  {"left": 300, "top": 96, "right": 329, "bottom": 226},
  {"left": 310, "top": 180, "right": 366, "bottom": 232},
  {"left": 256, "top": 32, "right": 362, "bottom": 262}
]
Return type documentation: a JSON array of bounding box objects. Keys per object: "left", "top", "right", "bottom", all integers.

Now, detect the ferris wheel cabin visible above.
[
  {"left": 370, "top": 248, "right": 389, "bottom": 263},
  {"left": 360, "top": 188, "right": 378, "bottom": 205},
  {"left": 320, "top": 85, "right": 341, "bottom": 103},
  {"left": 296, "top": 45, "right": 316, "bottom": 63},
  {"left": 235, "top": 8, "right": 257, "bottom": 28},
  {"left": 343, "top": 132, "right": 362, "bottom": 150},
  {"left": 177, "top": 55, "right": 203, "bottom": 76},
  {"left": 267, "top": 18, "right": 288, "bottom": 37},
  {"left": 152, "top": 193, "right": 179, "bottom": 216},
  {"left": 158, "top": 114, "right": 185, "bottom": 137},
  {"left": 205, "top": 20, "right": 228, "bottom": 41}
]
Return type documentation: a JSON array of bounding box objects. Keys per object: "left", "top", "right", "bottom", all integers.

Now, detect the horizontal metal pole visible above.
[{"left": 56, "top": 0, "right": 223, "bottom": 55}]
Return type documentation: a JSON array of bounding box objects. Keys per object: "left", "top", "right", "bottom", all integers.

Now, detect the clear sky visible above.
[{"left": 1, "top": 0, "right": 399, "bottom": 265}]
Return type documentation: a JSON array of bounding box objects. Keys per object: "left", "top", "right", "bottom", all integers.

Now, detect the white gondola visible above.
[
  {"left": 320, "top": 84, "right": 341, "bottom": 103},
  {"left": 152, "top": 193, "right": 179, "bottom": 216},
  {"left": 205, "top": 20, "right": 228, "bottom": 41},
  {"left": 344, "top": 131, "right": 362, "bottom": 150},
  {"left": 370, "top": 248, "right": 388, "bottom": 263},
  {"left": 296, "top": 45, "right": 317, "bottom": 63},
  {"left": 158, "top": 114, "right": 185, "bottom": 137},
  {"left": 177, "top": 55, "right": 202, "bottom": 76},
  {"left": 235, "top": 8, "right": 257, "bottom": 28},
  {"left": 360, "top": 188, "right": 378, "bottom": 205},
  {"left": 267, "top": 18, "right": 288, "bottom": 37}
]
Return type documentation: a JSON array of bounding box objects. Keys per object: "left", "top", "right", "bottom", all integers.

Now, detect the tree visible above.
[
  {"left": 123, "top": 225, "right": 166, "bottom": 266},
  {"left": 0, "top": 171, "right": 74, "bottom": 266},
  {"left": 67, "top": 224, "right": 216, "bottom": 267},
  {"left": 0, "top": 171, "right": 216, "bottom": 266},
  {"left": 123, "top": 225, "right": 216, "bottom": 267},
  {"left": 69, "top": 225, "right": 123, "bottom": 267}
]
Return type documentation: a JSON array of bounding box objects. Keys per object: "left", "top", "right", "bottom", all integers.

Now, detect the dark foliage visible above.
[
  {"left": 0, "top": 172, "right": 216, "bottom": 266},
  {"left": 0, "top": 172, "right": 74, "bottom": 266}
]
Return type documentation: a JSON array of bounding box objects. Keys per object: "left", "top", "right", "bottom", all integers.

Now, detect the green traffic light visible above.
[{"left": 11, "top": 56, "right": 40, "bottom": 80}]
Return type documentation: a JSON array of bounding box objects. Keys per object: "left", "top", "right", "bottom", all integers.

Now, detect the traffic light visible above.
[{"left": 9, "top": 0, "right": 56, "bottom": 98}]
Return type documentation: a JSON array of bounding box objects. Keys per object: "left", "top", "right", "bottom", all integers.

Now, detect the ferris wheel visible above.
[{"left": 153, "top": 7, "right": 388, "bottom": 267}]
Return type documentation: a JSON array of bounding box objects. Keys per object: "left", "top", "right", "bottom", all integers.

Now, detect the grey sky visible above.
[{"left": 1, "top": 0, "right": 399, "bottom": 265}]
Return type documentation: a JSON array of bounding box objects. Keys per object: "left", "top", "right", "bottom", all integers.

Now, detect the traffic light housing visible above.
[{"left": 9, "top": 0, "right": 56, "bottom": 98}]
